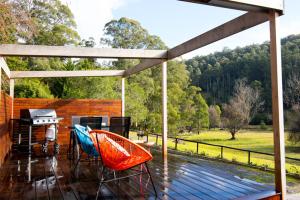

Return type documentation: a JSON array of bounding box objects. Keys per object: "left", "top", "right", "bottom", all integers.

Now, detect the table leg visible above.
[{"left": 29, "top": 125, "right": 32, "bottom": 154}]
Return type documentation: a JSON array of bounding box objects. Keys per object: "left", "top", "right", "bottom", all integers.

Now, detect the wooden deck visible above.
[{"left": 0, "top": 149, "right": 277, "bottom": 200}]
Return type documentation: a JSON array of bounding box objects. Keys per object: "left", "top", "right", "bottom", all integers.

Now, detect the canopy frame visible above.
[{"left": 0, "top": 1, "right": 286, "bottom": 198}]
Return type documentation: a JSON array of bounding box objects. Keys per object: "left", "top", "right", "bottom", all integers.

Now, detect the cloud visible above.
[{"left": 61, "top": 0, "right": 125, "bottom": 44}]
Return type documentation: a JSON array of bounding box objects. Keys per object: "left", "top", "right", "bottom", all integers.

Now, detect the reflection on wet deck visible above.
[{"left": 0, "top": 150, "right": 276, "bottom": 200}]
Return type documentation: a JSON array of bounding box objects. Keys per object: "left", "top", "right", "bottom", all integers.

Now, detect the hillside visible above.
[{"left": 186, "top": 34, "right": 300, "bottom": 116}]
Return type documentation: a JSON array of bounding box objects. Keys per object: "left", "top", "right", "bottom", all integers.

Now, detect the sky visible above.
[{"left": 62, "top": 0, "right": 300, "bottom": 59}]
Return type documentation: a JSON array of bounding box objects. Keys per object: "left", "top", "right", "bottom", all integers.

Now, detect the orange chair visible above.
[{"left": 89, "top": 130, "right": 157, "bottom": 198}]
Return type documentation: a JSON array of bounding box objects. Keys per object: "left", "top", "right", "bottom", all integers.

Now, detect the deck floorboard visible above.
[{"left": 0, "top": 149, "right": 275, "bottom": 200}]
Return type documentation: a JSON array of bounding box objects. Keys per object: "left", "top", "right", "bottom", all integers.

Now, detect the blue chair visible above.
[{"left": 73, "top": 124, "right": 99, "bottom": 169}]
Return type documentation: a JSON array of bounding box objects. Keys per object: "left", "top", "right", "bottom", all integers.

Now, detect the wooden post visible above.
[
  {"left": 221, "top": 146, "right": 223, "bottom": 159},
  {"left": 163, "top": 157, "right": 168, "bottom": 195},
  {"left": 10, "top": 79, "right": 15, "bottom": 142},
  {"left": 121, "top": 78, "right": 125, "bottom": 117},
  {"left": 0, "top": 68, "right": 2, "bottom": 100},
  {"left": 248, "top": 151, "right": 251, "bottom": 165},
  {"left": 10, "top": 79, "right": 14, "bottom": 98},
  {"left": 269, "top": 10, "right": 286, "bottom": 199},
  {"left": 10, "top": 79, "right": 15, "bottom": 118},
  {"left": 162, "top": 61, "right": 168, "bottom": 158}
]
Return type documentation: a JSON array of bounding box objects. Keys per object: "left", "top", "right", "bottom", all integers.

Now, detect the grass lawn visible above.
[{"left": 131, "top": 129, "right": 300, "bottom": 176}]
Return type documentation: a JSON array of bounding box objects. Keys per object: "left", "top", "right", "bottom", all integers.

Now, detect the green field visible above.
[{"left": 131, "top": 129, "right": 300, "bottom": 176}]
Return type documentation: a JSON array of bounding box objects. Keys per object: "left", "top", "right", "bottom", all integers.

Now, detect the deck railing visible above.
[{"left": 147, "top": 133, "right": 300, "bottom": 178}]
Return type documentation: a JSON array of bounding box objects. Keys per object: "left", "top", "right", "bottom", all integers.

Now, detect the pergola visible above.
[{"left": 0, "top": 0, "right": 287, "bottom": 198}]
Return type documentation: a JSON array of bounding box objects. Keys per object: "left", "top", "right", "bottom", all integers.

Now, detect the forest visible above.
[
  {"left": 186, "top": 34, "right": 300, "bottom": 125},
  {"left": 1, "top": 0, "right": 300, "bottom": 141}
]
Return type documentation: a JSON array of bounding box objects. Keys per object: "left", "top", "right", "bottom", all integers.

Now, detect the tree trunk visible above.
[{"left": 230, "top": 131, "right": 236, "bottom": 140}]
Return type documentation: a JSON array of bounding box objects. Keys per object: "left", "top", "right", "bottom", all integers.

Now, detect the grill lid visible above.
[{"left": 20, "top": 109, "right": 57, "bottom": 119}]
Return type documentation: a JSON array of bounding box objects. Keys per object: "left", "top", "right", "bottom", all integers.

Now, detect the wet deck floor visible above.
[{"left": 0, "top": 149, "right": 275, "bottom": 200}]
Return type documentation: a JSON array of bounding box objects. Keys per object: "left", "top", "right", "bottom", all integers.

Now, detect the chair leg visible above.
[
  {"left": 68, "top": 131, "right": 73, "bottom": 160},
  {"left": 96, "top": 166, "right": 106, "bottom": 200},
  {"left": 73, "top": 151, "right": 83, "bottom": 171},
  {"left": 95, "top": 181, "right": 103, "bottom": 200},
  {"left": 145, "top": 163, "right": 157, "bottom": 197}
]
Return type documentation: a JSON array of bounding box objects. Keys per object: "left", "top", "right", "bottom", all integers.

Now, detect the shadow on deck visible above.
[{"left": 0, "top": 149, "right": 278, "bottom": 200}]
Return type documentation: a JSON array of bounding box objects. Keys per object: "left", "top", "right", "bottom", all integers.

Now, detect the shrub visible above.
[{"left": 260, "top": 121, "right": 268, "bottom": 130}]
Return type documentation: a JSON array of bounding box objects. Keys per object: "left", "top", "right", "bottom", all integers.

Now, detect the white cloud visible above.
[{"left": 61, "top": 0, "right": 125, "bottom": 45}]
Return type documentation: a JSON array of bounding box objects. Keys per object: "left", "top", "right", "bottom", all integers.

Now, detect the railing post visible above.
[
  {"left": 221, "top": 146, "right": 224, "bottom": 159},
  {"left": 248, "top": 151, "right": 251, "bottom": 165},
  {"left": 197, "top": 142, "right": 199, "bottom": 154}
]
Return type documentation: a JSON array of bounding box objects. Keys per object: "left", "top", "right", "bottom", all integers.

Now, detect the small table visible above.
[{"left": 132, "top": 140, "right": 155, "bottom": 152}]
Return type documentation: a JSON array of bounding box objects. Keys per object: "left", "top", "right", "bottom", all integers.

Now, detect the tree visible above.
[
  {"left": 222, "top": 100, "right": 248, "bottom": 140},
  {"left": 62, "top": 58, "right": 120, "bottom": 99},
  {"left": 2, "top": 0, "right": 82, "bottom": 98},
  {"left": 0, "top": 1, "right": 17, "bottom": 43},
  {"left": 29, "top": 0, "right": 80, "bottom": 45},
  {"left": 100, "top": 17, "right": 209, "bottom": 135},
  {"left": 193, "top": 92, "right": 209, "bottom": 134},
  {"left": 286, "top": 105, "right": 300, "bottom": 143},
  {"left": 182, "top": 86, "right": 209, "bottom": 134},
  {"left": 186, "top": 34, "right": 300, "bottom": 118},
  {"left": 126, "top": 83, "right": 148, "bottom": 128},
  {"left": 1, "top": 0, "right": 79, "bottom": 45},
  {"left": 285, "top": 72, "right": 300, "bottom": 143},
  {"left": 101, "top": 17, "right": 166, "bottom": 50},
  {"left": 15, "top": 79, "right": 53, "bottom": 98},
  {"left": 222, "top": 79, "right": 263, "bottom": 139},
  {"left": 100, "top": 17, "right": 166, "bottom": 130},
  {"left": 0, "top": 0, "right": 35, "bottom": 43},
  {"left": 284, "top": 72, "right": 300, "bottom": 108},
  {"left": 208, "top": 105, "right": 221, "bottom": 129}
]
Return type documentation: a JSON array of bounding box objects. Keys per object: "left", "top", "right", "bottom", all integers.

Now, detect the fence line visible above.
[{"left": 148, "top": 133, "right": 300, "bottom": 164}]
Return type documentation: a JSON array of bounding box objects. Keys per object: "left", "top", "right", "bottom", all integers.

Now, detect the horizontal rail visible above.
[{"left": 149, "top": 133, "right": 300, "bottom": 162}]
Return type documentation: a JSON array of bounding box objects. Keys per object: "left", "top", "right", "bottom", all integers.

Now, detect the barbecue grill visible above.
[{"left": 20, "top": 109, "right": 63, "bottom": 154}]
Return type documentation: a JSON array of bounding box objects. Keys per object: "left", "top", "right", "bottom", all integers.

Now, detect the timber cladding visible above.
[
  {"left": 13, "top": 98, "right": 122, "bottom": 146},
  {"left": 0, "top": 92, "right": 12, "bottom": 166}
]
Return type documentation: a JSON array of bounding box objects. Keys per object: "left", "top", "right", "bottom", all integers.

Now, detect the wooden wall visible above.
[
  {"left": 13, "top": 98, "right": 122, "bottom": 146},
  {"left": 0, "top": 92, "right": 12, "bottom": 166}
]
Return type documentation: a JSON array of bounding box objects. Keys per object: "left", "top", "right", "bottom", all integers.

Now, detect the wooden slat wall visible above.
[
  {"left": 13, "top": 98, "right": 122, "bottom": 145},
  {"left": 0, "top": 92, "right": 12, "bottom": 166}
]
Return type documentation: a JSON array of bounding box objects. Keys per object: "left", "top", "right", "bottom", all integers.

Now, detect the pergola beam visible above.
[
  {"left": 179, "top": 0, "right": 284, "bottom": 13},
  {"left": 124, "top": 59, "right": 166, "bottom": 77},
  {"left": 0, "top": 44, "right": 167, "bottom": 59},
  {"left": 168, "top": 11, "right": 269, "bottom": 60},
  {"left": 10, "top": 70, "right": 125, "bottom": 79},
  {"left": 125, "top": 11, "right": 269, "bottom": 77},
  {"left": 0, "top": 57, "right": 11, "bottom": 78}
]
